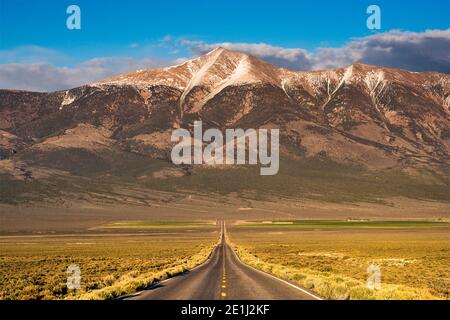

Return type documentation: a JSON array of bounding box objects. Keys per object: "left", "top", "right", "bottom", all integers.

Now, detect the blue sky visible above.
[{"left": 0, "top": 0, "right": 449, "bottom": 91}]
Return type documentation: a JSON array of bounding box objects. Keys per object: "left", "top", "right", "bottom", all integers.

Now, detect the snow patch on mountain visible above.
[
  {"left": 59, "top": 91, "right": 77, "bottom": 110},
  {"left": 444, "top": 96, "right": 450, "bottom": 112},
  {"left": 179, "top": 48, "right": 224, "bottom": 108}
]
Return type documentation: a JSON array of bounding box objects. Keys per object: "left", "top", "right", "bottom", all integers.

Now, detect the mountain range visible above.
[{"left": 1, "top": 47, "right": 449, "bottom": 207}]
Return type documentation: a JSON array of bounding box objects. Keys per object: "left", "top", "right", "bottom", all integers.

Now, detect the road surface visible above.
[{"left": 127, "top": 222, "right": 320, "bottom": 300}]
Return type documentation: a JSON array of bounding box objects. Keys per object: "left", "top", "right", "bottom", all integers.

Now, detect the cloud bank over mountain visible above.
[
  {"left": 190, "top": 29, "right": 450, "bottom": 73},
  {"left": 0, "top": 46, "right": 172, "bottom": 91},
  {"left": 1, "top": 29, "right": 449, "bottom": 92}
]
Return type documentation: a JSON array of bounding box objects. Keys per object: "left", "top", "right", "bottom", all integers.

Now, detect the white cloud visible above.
[
  {"left": 0, "top": 63, "right": 112, "bottom": 92},
  {"left": 1, "top": 29, "right": 449, "bottom": 92},
  {"left": 0, "top": 53, "right": 172, "bottom": 92},
  {"left": 181, "top": 29, "right": 450, "bottom": 73},
  {"left": 173, "top": 57, "right": 190, "bottom": 64},
  {"left": 191, "top": 42, "right": 312, "bottom": 70},
  {"left": 313, "top": 29, "right": 450, "bottom": 72},
  {"left": 0, "top": 46, "right": 69, "bottom": 65}
]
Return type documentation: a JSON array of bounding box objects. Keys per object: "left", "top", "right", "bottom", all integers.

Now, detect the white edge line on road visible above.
[
  {"left": 121, "top": 225, "right": 222, "bottom": 300},
  {"left": 228, "top": 243, "right": 324, "bottom": 300},
  {"left": 121, "top": 248, "right": 215, "bottom": 299},
  {"left": 123, "top": 222, "right": 323, "bottom": 301}
]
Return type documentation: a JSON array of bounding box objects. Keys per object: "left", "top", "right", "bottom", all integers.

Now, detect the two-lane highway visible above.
[{"left": 128, "top": 222, "right": 320, "bottom": 300}]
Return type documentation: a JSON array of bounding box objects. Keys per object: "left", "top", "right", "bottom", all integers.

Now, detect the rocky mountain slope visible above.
[{"left": 0, "top": 47, "right": 449, "bottom": 205}]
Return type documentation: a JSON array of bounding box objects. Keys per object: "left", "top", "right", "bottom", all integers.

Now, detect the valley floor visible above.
[
  {"left": 0, "top": 218, "right": 448, "bottom": 300},
  {"left": 1, "top": 195, "right": 449, "bottom": 234},
  {"left": 229, "top": 221, "right": 450, "bottom": 299},
  {"left": 0, "top": 224, "right": 217, "bottom": 300}
]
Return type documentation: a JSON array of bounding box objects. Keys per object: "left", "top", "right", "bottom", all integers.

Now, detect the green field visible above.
[
  {"left": 229, "top": 221, "right": 450, "bottom": 300},
  {"left": 96, "top": 220, "right": 216, "bottom": 229},
  {"left": 236, "top": 220, "right": 450, "bottom": 229}
]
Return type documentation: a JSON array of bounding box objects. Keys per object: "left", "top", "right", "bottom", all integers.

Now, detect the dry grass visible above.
[
  {"left": 78, "top": 244, "right": 214, "bottom": 300},
  {"left": 0, "top": 229, "right": 217, "bottom": 300},
  {"left": 228, "top": 223, "right": 450, "bottom": 300}
]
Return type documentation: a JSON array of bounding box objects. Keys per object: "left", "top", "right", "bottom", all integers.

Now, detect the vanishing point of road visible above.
[{"left": 127, "top": 222, "right": 321, "bottom": 300}]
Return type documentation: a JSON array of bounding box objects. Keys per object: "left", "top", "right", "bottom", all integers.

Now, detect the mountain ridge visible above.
[{"left": 1, "top": 47, "right": 449, "bottom": 182}]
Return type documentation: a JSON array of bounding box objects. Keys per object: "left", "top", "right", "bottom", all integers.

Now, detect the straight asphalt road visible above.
[{"left": 127, "top": 222, "right": 321, "bottom": 300}]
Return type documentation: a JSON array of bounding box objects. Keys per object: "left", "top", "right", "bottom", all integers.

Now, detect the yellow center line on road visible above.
[{"left": 220, "top": 221, "right": 227, "bottom": 300}]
